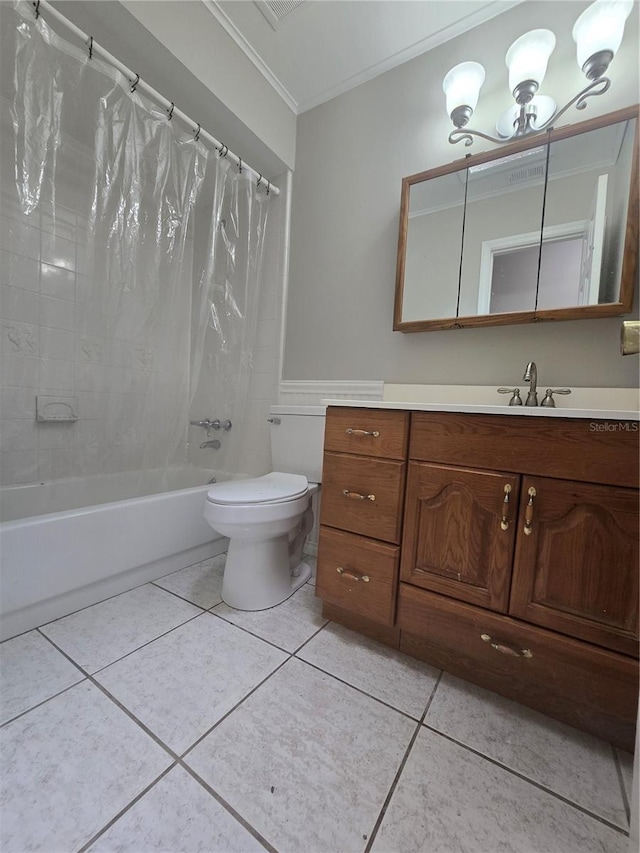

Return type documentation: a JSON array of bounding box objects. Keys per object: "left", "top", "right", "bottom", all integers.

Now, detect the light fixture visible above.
[{"left": 444, "top": 0, "right": 633, "bottom": 146}]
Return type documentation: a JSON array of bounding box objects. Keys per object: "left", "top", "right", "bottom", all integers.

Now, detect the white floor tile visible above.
[
  {"left": 298, "top": 622, "right": 440, "bottom": 718},
  {"left": 40, "top": 584, "right": 201, "bottom": 673},
  {"left": 0, "top": 681, "right": 171, "bottom": 852},
  {"left": 212, "top": 583, "right": 326, "bottom": 652},
  {"left": 372, "top": 728, "right": 629, "bottom": 853},
  {"left": 0, "top": 630, "right": 83, "bottom": 724},
  {"left": 425, "top": 673, "right": 628, "bottom": 828},
  {"left": 154, "top": 555, "right": 225, "bottom": 609},
  {"left": 95, "top": 613, "right": 288, "bottom": 754},
  {"left": 185, "top": 657, "right": 415, "bottom": 853},
  {"left": 89, "top": 766, "right": 265, "bottom": 852}
]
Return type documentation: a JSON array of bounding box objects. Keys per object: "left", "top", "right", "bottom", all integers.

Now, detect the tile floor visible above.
[{"left": 0, "top": 553, "right": 635, "bottom": 853}]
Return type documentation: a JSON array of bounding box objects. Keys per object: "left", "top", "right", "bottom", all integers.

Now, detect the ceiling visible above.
[{"left": 207, "top": 0, "right": 524, "bottom": 114}]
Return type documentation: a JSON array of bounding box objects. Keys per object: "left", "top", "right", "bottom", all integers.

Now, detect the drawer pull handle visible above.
[
  {"left": 346, "top": 428, "right": 380, "bottom": 437},
  {"left": 481, "top": 633, "right": 532, "bottom": 658},
  {"left": 523, "top": 486, "right": 537, "bottom": 535},
  {"left": 342, "top": 489, "right": 376, "bottom": 501},
  {"left": 500, "top": 483, "right": 512, "bottom": 530},
  {"left": 336, "top": 567, "right": 370, "bottom": 583}
]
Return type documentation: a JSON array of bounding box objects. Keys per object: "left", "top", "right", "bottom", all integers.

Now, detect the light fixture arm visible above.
[{"left": 448, "top": 75, "right": 611, "bottom": 146}]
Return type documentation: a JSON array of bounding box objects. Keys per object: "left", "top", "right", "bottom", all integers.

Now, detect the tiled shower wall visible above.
[{"left": 1, "top": 123, "right": 287, "bottom": 488}]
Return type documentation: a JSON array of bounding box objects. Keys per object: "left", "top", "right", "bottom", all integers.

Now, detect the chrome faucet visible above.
[
  {"left": 190, "top": 418, "right": 232, "bottom": 437},
  {"left": 523, "top": 361, "right": 538, "bottom": 406}
]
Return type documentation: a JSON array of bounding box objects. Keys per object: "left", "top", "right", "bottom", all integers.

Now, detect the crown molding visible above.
[
  {"left": 202, "top": 0, "right": 524, "bottom": 116},
  {"left": 202, "top": 0, "right": 299, "bottom": 114}
]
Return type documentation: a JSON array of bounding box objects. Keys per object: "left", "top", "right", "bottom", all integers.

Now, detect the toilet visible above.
[{"left": 204, "top": 405, "right": 326, "bottom": 610}]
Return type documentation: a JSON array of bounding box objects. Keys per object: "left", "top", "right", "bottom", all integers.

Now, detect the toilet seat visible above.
[{"left": 206, "top": 472, "right": 308, "bottom": 506}]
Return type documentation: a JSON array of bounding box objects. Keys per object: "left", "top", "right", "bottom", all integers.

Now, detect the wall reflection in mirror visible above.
[{"left": 395, "top": 108, "right": 638, "bottom": 331}]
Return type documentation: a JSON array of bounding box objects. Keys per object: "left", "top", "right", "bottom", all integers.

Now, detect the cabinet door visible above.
[
  {"left": 509, "top": 476, "right": 639, "bottom": 657},
  {"left": 400, "top": 462, "right": 520, "bottom": 611}
]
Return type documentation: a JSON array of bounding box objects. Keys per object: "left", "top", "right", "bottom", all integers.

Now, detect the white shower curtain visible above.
[{"left": 1, "top": 0, "right": 271, "bottom": 491}]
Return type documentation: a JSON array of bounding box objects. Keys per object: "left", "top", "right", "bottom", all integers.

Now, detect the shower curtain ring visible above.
[
  {"left": 257, "top": 173, "right": 262, "bottom": 187},
  {"left": 194, "top": 123, "right": 201, "bottom": 141},
  {"left": 238, "top": 158, "right": 242, "bottom": 174},
  {"left": 130, "top": 73, "right": 140, "bottom": 93},
  {"left": 34, "top": 1, "right": 40, "bottom": 19},
  {"left": 167, "top": 102, "right": 175, "bottom": 121},
  {"left": 266, "top": 180, "right": 271, "bottom": 196},
  {"left": 88, "top": 36, "right": 93, "bottom": 59}
]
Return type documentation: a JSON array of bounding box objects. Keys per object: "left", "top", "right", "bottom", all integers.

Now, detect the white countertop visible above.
[{"left": 322, "top": 384, "right": 640, "bottom": 421}]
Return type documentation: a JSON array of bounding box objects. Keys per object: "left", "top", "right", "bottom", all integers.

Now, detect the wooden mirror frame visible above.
[{"left": 394, "top": 105, "right": 639, "bottom": 333}]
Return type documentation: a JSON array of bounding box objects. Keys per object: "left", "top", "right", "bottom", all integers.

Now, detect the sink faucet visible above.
[{"left": 523, "top": 362, "right": 538, "bottom": 406}]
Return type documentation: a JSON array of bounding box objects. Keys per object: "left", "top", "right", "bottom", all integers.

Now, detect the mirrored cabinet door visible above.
[{"left": 393, "top": 106, "right": 639, "bottom": 332}]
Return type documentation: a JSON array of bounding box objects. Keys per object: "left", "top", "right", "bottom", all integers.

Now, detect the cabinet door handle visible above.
[
  {"left": 342, "top": 489, "right": 376, "bottom": 501},
  {"left": 500, "top": 483, "right": 512, "bottom": 530},
  {"left": 336, "top": 566, "right": 370, "bottom": 583},
  {"left": 346, "top": 428, "right": 380, "bottom": 437},
  {"left": 523, "top": 486, "right": 537, "bottom": 535},
  {"left": 481, "top": 633, "right": 532, "bottom": 658}
]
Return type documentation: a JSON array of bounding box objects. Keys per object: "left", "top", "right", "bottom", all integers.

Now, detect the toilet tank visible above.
[{"left": 269, "top": 405, "right": 326, "bottom": 483}]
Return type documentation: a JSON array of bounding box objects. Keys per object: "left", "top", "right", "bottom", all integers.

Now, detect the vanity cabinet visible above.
[{"left": 316, "top": 406, "right": 639, "bottom": 751}]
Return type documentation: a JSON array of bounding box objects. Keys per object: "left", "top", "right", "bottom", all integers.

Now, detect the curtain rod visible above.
[{"left": 31, "top": 0, "right": 280, "bottom": 196}]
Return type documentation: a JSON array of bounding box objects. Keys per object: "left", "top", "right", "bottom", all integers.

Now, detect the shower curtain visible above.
[{"left": 0, "top": 0, "right": 271, "bottom": 490}]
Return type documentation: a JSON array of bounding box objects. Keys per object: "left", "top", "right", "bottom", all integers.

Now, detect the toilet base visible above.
[{"left": 221, "top": 534, "right": 312, "bottom": 611}]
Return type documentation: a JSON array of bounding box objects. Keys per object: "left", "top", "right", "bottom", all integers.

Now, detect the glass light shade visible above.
[
  {"left": 505, "top": 29, "right": 556, "bottom": 92},
  {"left": 442, "top": 61, "right": 486, "bottom": 116},
  {"left": 572, "top": 0, "right": 633, "bottom": 69}
]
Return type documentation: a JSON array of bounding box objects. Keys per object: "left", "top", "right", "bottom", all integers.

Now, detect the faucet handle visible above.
[
  {"left": 540, "top": 388, "right": 572, "bottom": 408},
  {"left": 498, "top": 388, "right": 523, "bottom": 406}
]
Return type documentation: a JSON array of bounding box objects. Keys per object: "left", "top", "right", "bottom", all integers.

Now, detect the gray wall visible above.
[{"left": 285, "top": 0, "right": 640, "bottom": 388}]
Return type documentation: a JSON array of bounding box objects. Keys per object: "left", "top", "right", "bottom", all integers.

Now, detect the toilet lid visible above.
[{"left": 206, "top": 472, "right": 309, "bottom": 505}]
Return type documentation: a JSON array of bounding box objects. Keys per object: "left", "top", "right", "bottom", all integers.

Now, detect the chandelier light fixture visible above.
[{"left": 443, "top": 0, "right": 633, "bottom": 146}]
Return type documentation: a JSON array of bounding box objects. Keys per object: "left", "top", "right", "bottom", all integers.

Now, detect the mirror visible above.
[{"left": 394, "top": 106, "right": 639, "bottom": 332}]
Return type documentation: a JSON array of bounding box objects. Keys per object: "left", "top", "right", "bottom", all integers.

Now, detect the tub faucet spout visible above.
[
  {"left": 200, "top": 439, "right": 221, "bottom": 450},
  {"left": 523, "top": 361, "right": 538, "bottom": 406}
]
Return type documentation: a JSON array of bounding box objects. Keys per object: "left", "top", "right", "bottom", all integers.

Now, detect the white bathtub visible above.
[{"left": 0, "top": 467, "right": 229, "bottom": 641}]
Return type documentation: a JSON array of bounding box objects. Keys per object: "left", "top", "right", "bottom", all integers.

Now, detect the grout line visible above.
[
  {"left": 205, "top": 604, "right": 325, "bottom": 656},
  {"left": 77, "top": 764, "right": 177, "bottom": 853},
  {"left": 179, "top": 655, "right": 293, "bottom": 761},
  {"left": 176, "top": 762, "right": 276, "bottom": 853},
  {"left": 612, "top": 744, "right": 631, "bottom": 824},
  {"left": 363, "top": 671, "right": 443, "bottom": 853},
  {"left": 0, "top": 675, "right": 87, "bottom": 729},
  {"left": 291, "top": 618, "right": 328, "bottom": 655},
  {"left": 18, "top": 578, "right": 196, "bottom": 637},
  {"left": 39, "top": 628, "right": 281, "bottom": 852},
  {"left": 291, "top": 654, "right": 427, "bottom": 725},
  {"left": 422, "top": 725, "right": 630, "bottom": 837},
  {"left": 149, "top": 581, "right": 210, "bottom": 612},
  {"left": 52, "top": 610, "right": 205, "bottom": 678}
]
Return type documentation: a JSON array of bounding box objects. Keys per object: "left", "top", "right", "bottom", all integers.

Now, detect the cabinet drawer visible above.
[
  {"left": 410, "top": 412, "right": 640, "bottom": 488},
  {"left": 321, "top": 452, "right": 405, "bottom": 542},
  {"left": 324, "top": 407, "right": 409, "bottom": 460},
  {"left": 316, "top": 527, "right": 399, "bottom": 626},
  {"left": 397, "top": 584, "right": 638, "bottom": 752}
]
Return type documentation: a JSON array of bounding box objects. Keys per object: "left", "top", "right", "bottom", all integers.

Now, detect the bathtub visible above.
[{"left": 0, "top": 467, "right": 230, "bottom": 641}]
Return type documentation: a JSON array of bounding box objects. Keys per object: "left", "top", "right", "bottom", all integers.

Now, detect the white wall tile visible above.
[
  {"left": 0, "top": 354, "right": 40, "bottom": 388},
  {"left": 40, "top": 263, "right": 75, "bottom": 301},
  {"left": 41, "top": 232, "right": 76, "bottom": 272},
  {"left": 0, "top": 419, "right": 38, "bottom": 452},
  {"left": 40, "top": 296, "right": 75, "bottom": 331},
  {"left": 0, "top": 450, "right": 38, "bottom": 485},
  {"left": 39, "top": 358, "right": 75, "bottom": 392},
  {"left": 0, "top": 286, "right": 40, "bottom": 324},
  {"left": 0, "top": 388, "right": 35, "bottom": 419},
  {"left": 0, "top": 217, "right": 40, "bottom": 260},
  {"left": 0, "top": 251, "right": 40, "bottom": 291},
  {"left": 1, "top": 321, "right": 39, "bottom": 356},
  {"left": 39, "top": 327, "right": 76, "bottom": 361}
]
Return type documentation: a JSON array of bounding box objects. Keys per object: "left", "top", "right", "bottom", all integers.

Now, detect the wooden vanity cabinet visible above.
[
  {"left": 316, "top": 408, "right": 409, "bottom": 630},
  {"left": 316, "top": 407, "right": 639, "bottom": 751}
]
